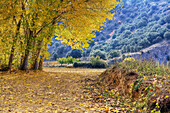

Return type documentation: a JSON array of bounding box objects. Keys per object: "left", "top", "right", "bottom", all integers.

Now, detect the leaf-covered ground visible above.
[
  {"left": 0, "top": 68, "right": 106, "bottom": 112},
  {"left": 1, "top": 65, "right": 170, "bottom": 113}
]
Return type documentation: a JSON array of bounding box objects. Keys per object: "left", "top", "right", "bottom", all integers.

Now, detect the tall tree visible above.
[{"left": 0, "top": 0, "right": 120, "bottom": 70}]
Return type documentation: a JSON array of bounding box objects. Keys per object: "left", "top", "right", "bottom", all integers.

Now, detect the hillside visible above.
[
  {"left": 47, "top": 0, "right": 170, "bottom": 62},
  {"left": 108, "top": 40, "right": 170, "bottom": 65}
]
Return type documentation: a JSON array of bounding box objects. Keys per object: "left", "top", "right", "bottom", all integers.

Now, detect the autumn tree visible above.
[{"left": 0, "top": 0, "right": 120, "bottom": 70}]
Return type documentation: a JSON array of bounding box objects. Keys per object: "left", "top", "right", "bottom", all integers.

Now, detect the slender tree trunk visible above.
[
  {"left": 20, "top": 39, "right": 24, "bottom": 68},
  {"left": 38, "top": 54, "right": 45, "bottom": 70},
  {"left": 8, "top": 17, "right": 22, "bottom": 71},
  {"left": 20, "top": 30, "right": 33, "bottom": 70},
  {"left": 32, "top": 38, "right": 44, "bottom": 70},
  {"left": 8, "top": 42, "right": 15, "bottom": 71},
  {"left": 30, "top": 39, "right": 36, "bottom": 69},
  {"left": 20, "top": 54, "right": 24, "bottom": 67},
  {"left": 38, "top": 41, "right": 48, "bottom": 70},
  {"left": 20, "top": 49, "right": 30, "bottom": 70}
]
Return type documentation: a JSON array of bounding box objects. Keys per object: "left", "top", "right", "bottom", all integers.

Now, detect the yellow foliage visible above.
[
  {"left": 0, "top": 0, "right": 120, "bottom": 69},
  {"left": 1, "top": 0, "right": 119, "bottom": 49},
  {"left": 123, "top": 57, "right": 136, "bottom": 62}
]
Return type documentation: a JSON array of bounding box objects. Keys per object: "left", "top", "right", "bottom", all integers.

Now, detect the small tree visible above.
[
  {"left": 90, "top": 49, "right": 107, "bottom": 60},
  {"left": 66, "top": 49, "right": 82, "bottom": 58},
  {"left": 57, "top": 57, "right": 79, "bottom": 65},
  {"left": 57, "top": 58, "right": 66, "bottom": 66},
  {"left": 107, "top": 50, "right": 120, "bottom": 59},
  {"left": 90, "top": 56, "right": 107, "bottom": 68},
  {"left": 164, "top": 32, "right": 170, "bottom": 40},
  {"left": 53, "top": 53, "right": 58, "bottom": 60},
  {"left": 66, "top": 56, "right": 74, "bottom": 64}
]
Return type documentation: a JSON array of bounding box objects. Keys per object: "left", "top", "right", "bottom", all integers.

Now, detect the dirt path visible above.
[{"left": 0, "top": 68, "right": 106, "bottom": 113}]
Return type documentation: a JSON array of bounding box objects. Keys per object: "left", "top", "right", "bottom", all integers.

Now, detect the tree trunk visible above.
[
  {"left": 8, "top": 16, "right": 22, "bottom": 71},
  {"left": 38, "top": 54, "right": 45, "bottom": 70},
  {"left": 20, "top": 30, "right": 33, "bottom": 70},
  {"left": 30, "top": 39, "right": 36, "bottom": 69},
  {"left": 38, "top": 41, "right": 48, "bottom": 70},
  {"left": 32, "top": 38, "right": 44, "bottom": 70},
  {"left": 8, "top": 43, "right": 15, "bottom": 71},
  {"left": 20, "top": 54, "right": 24, "bottom": 67},
  {"left": 20, "top": 49, "right": 30, "bottom": 70}
]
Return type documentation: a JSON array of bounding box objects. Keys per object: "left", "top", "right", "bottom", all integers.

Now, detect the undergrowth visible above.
[
  {"left": 87, "top": 58, "right": 170, "bottom": 112},
  {"left": 119, "top": 58, "right": 169, "bottom": 77}
]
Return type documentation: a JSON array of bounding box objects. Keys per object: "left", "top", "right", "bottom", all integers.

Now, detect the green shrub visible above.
[
  {"left": 150, "top": 24, "right": 161, "bottom": 32},
  {"left": 119, "top": 14, "right": 125, "bottom": 20},
  {"left": 91, "top": 44, "right": 102, "bottom": 50},
  {"left": 82, "top": 51, "right": 86, "bottom": 57},
  {"left": 167, "top": 24, "right": 170, "bottom": 29},
  {"left": 122, "top": 9, "right": 127, "bottom": 14},
  {"left": 164, "top": 32, "right": 170, "bottom": 40},
  {"left": 139, "top": 38, "right": 150, "bottom": 47},
  {"left": 84, "top": 48, "right": 92, "bottom": 56},
  {"left": 156, "top": 27, "right": 167, "bottom": 37},
  {"left": 137, "top": 19, "right": 147, "bottom": 28},
  {"left": 107, "top": 50, "right": 120, "bottom": 59},
  {"left": 165, "top": 15, "right": 170, "bottom": 23},
  {"left": 66, "top": 56, "right": 74, "bottom": 64},
  {"left": 148, "top": 10, "right": 155, "bottom": 16},
  {"left": 112, "top": 34, "right": 116, "bottom": 39},
  {"left": 123, "top": 30, "right": 131, "bottom": 37},
  {"left": 127, "top": 25, "right": 135, "bottom": 31},
  {"left": 57, "top": 57, "right": 79, "bottom": 65},
  {"left": 55, "top": 42, "right": 60, "bottom": 47},
  {"left": 57, "top": 45, "right": 65, "bottom": 54},
  {"left": 158, "top": 18, "right": 166, "bottom": 25},
  {"left": 90, "top": 49, "right": 107, "bottom": 60},
  {"left": 101, "top": 36, "right": 105, "bottom": 40},
  {"left": 66, "top": 49, "right": 82, "bottom": 58},
  {"left": 106, "top": 35, "right": 110, "bottom": 39},
  {"left": 122, "top": 54, "right": 125, "bottom": 59},
  {"left": 95, "top": 31, "right": 100, "bottom": 36},
  {"left": 153, "top": 36, "right": 163, "bottom": 43},
  {"left": 66, "top": 56, "right": 79, "bottom": 64},
  {"left": 118, "top": 25, "right": 125, "bottom": 33},
  {"left": 57, "top": 58, "right": 67, "bottom": 66},
  {"left": 147, "top": 32, "right": 160, "bottom": 42},
  {"left": 73, "top": 62, "right": 92, "bottom": 68},
  {"left": 153, "top": 15, "right": 160, "bottom": 21},
  {"left": 90, "top": 56, "right": 107, "bottom": 68},
  {"left": 53, "top": 53, "right": 58, "bottom": 60},
  {"left": 151, "top": 5, "right": 158, "bottom": 10}
]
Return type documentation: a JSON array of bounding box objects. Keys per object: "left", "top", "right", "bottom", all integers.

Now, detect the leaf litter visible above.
[
  {"left": 0, "top": 66, "right": 169, "bottom": 112},
  {"left": 0, "top": 68, "right": 106, "bottom": 112}
]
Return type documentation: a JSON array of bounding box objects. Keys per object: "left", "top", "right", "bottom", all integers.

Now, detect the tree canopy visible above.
[{"left": 0, "top": 0, "right": 119, "bottom": 70}]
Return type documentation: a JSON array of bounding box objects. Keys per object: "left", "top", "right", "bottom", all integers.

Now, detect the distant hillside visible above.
[
  {"left": 108, "top": 40, "right": 170, "bottom": 64},
  {"left": 47, "top": 0, "right": 170, "bottom": 62}
]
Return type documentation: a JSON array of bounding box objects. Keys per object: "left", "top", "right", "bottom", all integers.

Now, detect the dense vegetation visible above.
[
  {"left": 57, "top": 57, "right": 79, "bottom": 66},
  {"left": 91, "top": 58, "right": 170, "bottom": 112},
  {"left": 0, "top": 0, "right": 119, "bottom": 71},
  {"left": 73, "top": 56, "right": 108, "bottom": 68},
  {"left": 49, "top": 0, "right": 170, "bottom": 61}
]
